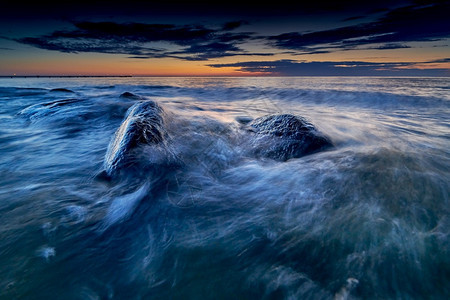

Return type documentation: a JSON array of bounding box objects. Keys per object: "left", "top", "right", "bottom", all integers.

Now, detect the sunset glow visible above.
[{"left": 1, "top": 1, "right": 449, "bottom": 76}]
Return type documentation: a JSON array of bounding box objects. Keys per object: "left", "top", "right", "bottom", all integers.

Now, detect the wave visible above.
[{"left": 0, "top": 77, "right": 448, "bottom": 299}]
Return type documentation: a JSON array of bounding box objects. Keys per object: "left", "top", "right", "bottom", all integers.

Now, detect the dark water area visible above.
[{"left": 0, "top": 77, "right": 449, "bottom": 299}]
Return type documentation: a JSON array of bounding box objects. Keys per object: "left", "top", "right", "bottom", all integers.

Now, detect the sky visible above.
[{"left": 0, "top": 0, "right": 449, "bottom": 76}]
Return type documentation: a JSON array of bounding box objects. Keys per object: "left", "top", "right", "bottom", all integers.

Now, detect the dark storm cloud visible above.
[
  {"left": 208, "top": 59, "right": 450, "bottom": 76},
  {"left": 14, "top": 21, "right": 269, "bottom": 61},
  {"left": 268, "top": 1, "right": 450, "bottom": 53}
]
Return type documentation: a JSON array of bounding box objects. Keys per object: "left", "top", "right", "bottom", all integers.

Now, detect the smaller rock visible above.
[
  {"left": 236, "top": 116, "right": 253, "bottom": 124},
  {"left": 41, "top": 98, "right": 82, "bottom": 108},
  {"left": 50, "top": 88, "right": 74, "bottom": 93},
  {"left": 19, "top": 98, "right": 83, "bottom": 119},
  {"left": 120, "top": 92, "right": 143, "bottom": 100}
]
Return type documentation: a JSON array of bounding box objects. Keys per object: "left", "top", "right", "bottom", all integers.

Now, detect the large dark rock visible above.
[
  {"left": 103, "top": 100, "right": 170, "bottom": 178},
  {"left": 246, "top": 114, "right": 333, "bottom": 161}
]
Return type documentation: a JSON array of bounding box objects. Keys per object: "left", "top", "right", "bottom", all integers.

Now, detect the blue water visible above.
[{"left": 0, "top": 77, "right": 448, "bottom": 299}]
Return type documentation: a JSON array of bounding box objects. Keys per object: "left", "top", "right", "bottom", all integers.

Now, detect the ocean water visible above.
[{"left": 0, "top": 77, "right": 448, "bottom": 299}]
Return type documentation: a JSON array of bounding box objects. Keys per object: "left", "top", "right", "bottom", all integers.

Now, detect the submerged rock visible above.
[
  {"left": 103, "top": 100, "right": 173, "bottom": 178},
  {"left": 120, "top": 92, "right": 143, "bottom": 100},
  {"left": 40, "top": 98, "right": 82, "bottom": 108},
  {"left": 235, "top": 115, "right": 253, "bottom": 125},
  {"left": 19, "top": 98, "right": 83, "bottom": 119},
  {"left": 246, "top": 114, "right": 333, "bottom": 161},
  {"left": 50, "top": 88, "right": 74, "bottom": 93}
]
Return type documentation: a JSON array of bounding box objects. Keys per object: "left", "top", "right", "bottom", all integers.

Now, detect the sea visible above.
[{"left": 0, "top": 77, "right": 448, "bottom": 299}]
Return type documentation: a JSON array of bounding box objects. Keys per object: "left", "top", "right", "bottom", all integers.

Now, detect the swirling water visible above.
[{"left": 0, "top": 77, "right": 448, "bottom": 299}]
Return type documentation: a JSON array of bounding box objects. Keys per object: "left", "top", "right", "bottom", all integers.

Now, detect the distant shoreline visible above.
[
  {"left": 1, "top": 75, "right": 448, "bottom": 79},
  {"left": 0, "top": 75, "right": 133, "bottom": 78}
]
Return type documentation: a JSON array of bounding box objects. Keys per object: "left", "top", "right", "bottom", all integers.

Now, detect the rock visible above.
[
  {"left": 246, "top": 114, "right": 333, "bottom": 161},
  {"left": 19, "top": 98, "right": 83, "bottom": 119},
  {"left": 120, "top": 92, "right": 143, "bottom": 100},
  {"left": 50, "top": 88, "right": 74, "bottom": 93},
  {"left": 41, "top": 98, "right": 82, "bottom": 108},
  {"left": 103, "top": 100, "right": 171, "bottom": 178},
  {"left": 235, "top": 115, "right": 253, "bottom": 124}
]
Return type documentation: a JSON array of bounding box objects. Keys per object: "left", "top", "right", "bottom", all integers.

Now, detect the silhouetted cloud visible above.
[
  {"left": 167, "top": 42, "right": 272, "bottom": 61},
  {"left": 70, "top": 22, "right": 214, "bottom": 45},
  {"left": 268, "top": 1, "right": 450, "bottom": 54},
  {"left": 371, "top": 43, "right": 411, "bottom": 50},
  {"left": 18, "top": 35, "right": 167, "bottom": 57},
  {"left": 427, "top": 58, "right": 450, "bottom": 63},
  {"left": 208, "top": 59, "right": 450, "bottom": 76},
  {"left": 15, "top": 21, "right": 265, "bottom": 61},
  {"left": 216, "top": 32, "right": 254, "bottom": 43},
  {"left": 342, "top": 16, "right": 366, "bottom": 22},
  {"left": 222, "top": 21, "right": 248, "bottom": 31},
  {"left": 8, "top": 0, "right": 450, "bottom": 69}
]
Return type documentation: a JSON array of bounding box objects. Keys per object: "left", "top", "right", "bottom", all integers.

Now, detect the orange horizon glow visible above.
[
  {"left": 4, "top": 60, "right": 450, "bottom": 77},
  {"left": 1, "top": 1, "right": 449, "bottom": 78},
  {"left": 0, "top": 54, "right": 262, "bottom": 77},
  {"left": 1, "top": 47, "right": 449, "bottom": 77}
]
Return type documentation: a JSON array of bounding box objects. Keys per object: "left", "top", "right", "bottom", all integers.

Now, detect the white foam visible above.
[
  {"left": 62, "top": 205, "right": 87, "bottom": 224},
  {"left": 103, "top": 182, "right": 150, "bottom": 228},
  {"left": 334, "top": 278, "right": 359, "bottom": 300},
  {"left": 36, "top": 246, "right": 56, "bottom": 262}
]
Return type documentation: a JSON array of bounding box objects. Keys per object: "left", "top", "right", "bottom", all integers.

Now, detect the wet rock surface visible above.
[{"left": 246, "top": 114, "right": 333, "bottom": 161}]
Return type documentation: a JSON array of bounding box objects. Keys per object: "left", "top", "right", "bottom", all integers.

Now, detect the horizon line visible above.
[{"left": 1, "top": 75, "right": 450, "bottom": 78}]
